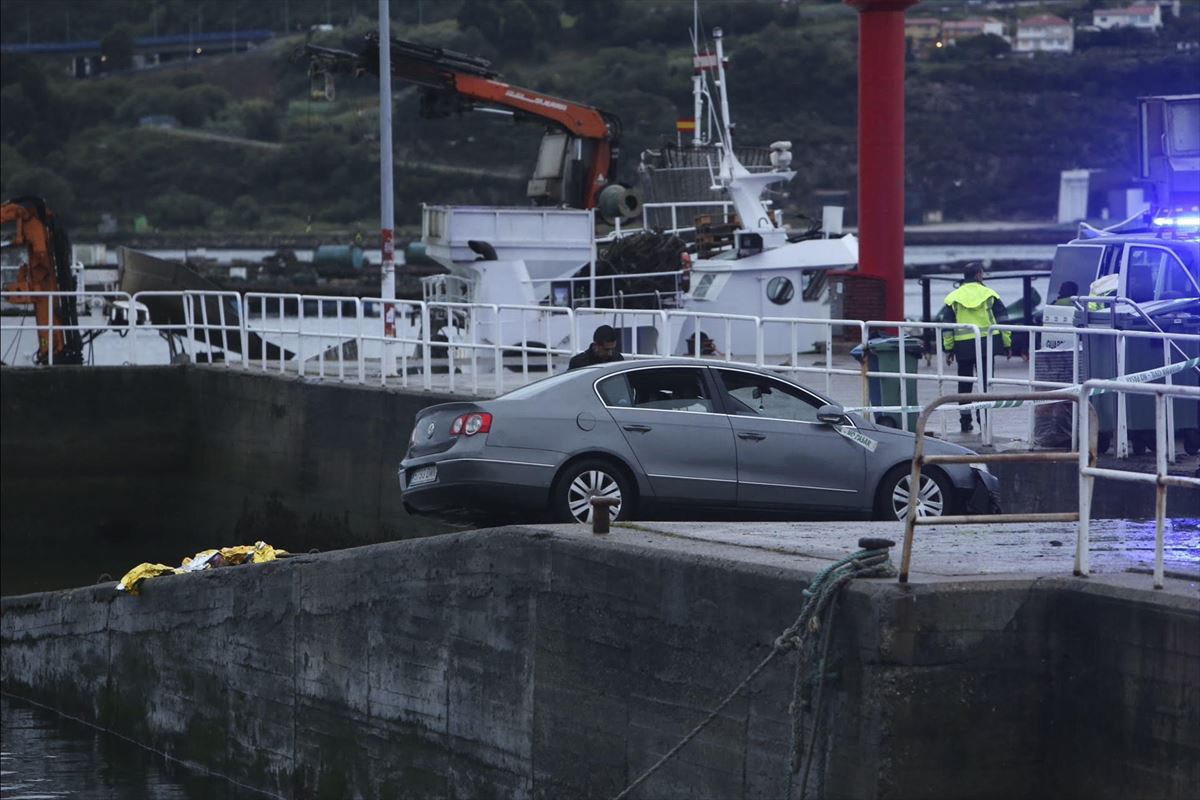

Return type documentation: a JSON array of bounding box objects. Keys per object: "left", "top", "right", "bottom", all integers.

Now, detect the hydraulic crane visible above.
[
  {"left": 300, "top": 34, "right": 629, "bottom": 213},
  {"left": 1, "top": 197, "right": 83, "bottom": 365}
]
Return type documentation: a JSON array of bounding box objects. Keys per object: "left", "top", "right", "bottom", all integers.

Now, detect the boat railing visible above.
[
  {"left": 524, "top": 269, "right": 687, "bottom": 310},
  {"left": 605, "top": 200, "right": 741, "bottom": 241},
  {"left": 5, "top": 290, "right": 1199, "bottom": 458}
]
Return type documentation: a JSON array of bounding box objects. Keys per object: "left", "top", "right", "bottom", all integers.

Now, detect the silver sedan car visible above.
[{"left": 400, "top": 359, "right": 1000, "bottom": 523}]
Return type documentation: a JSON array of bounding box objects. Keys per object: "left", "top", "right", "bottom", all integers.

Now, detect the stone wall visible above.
[{"left": 3, "top": 527, "right": 1196, "bottom": 799}]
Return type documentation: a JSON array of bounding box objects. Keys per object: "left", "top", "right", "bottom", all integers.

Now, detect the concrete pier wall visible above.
[
  {"left": 3, "top": 367, "right": 1195, "bottom": 595},
  {"left": 0, "top": 367, "right": 458, "bottom": 594},
  {"left": 3, "top": 527, "right": 1197, "bottom": 799}
]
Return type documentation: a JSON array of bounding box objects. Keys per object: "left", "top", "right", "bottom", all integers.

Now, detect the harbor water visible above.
[{"left": 0, "top": 694, "right": 265, "bottom": 799}]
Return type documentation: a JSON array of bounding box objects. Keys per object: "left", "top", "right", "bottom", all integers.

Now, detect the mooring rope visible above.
[{"left": 611, "top": 539, "right": 897, "bottom": 800}]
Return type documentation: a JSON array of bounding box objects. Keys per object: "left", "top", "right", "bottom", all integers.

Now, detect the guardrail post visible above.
[
  {"left": 420, "top": 303, "right": 431, "bottom": 390},
  {"left": 1116, "top": 333, "right": 1128, "bottom": 457},
  {"left": 1076, "top": 396, "right": 1094, "bottom": 578},
  {"left": 239, "top": 295, "right": 249, "bottom": 371},
  {"left": 859, "top": 324, "right": 869, "bottom": 413},
  {"left": 1154, "top": 393, "right": 1167, "bottom": 590}
]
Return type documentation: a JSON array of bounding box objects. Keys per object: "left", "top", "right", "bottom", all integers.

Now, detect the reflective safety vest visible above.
[
  {"left": 942, "top": 282, "right": 1013, "bottom": 350},
  {"left": 1087, "top": 273, "right": 1119, "bottom": 310}
]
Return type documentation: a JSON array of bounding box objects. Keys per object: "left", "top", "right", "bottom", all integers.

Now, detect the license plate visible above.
[{"left": 409, "top": 465, "right": 437, "bottom": 486}]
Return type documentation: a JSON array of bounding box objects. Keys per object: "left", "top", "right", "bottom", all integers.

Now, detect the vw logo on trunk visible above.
[{"left": 426, "top": 422, "right": 436, "bottom": 439}]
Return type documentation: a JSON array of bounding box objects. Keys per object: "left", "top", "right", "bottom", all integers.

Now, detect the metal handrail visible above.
[
  {"left": 1077, "top": 380, "right": 1200, "bottom": 590},
  {"left": 898, "top": 389, "right": 1093, "bottom": 584}
]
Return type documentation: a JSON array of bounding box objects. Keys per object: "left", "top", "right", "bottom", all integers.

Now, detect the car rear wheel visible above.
[
  {"left": 875, "top": 464, "right": 955, "bottom": 521},
  {"left": 552, "top": 459, "right": 634, "bottom": 524}
]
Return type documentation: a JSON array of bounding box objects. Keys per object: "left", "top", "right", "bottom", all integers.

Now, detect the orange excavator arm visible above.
[
  {"left": 2, "top": 197, "right": 83, "bottom": 364},
  {"left": 302, "top": 35, "right": 621, "bottom": 209}
]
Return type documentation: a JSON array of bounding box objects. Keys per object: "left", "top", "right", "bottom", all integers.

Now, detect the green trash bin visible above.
[{"left": 851, "top": 337, "right": 923, "bottom": 430}]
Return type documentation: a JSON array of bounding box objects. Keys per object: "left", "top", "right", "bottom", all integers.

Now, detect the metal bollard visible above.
[
  {"left": 590, "top": 497, "right": 620, "bottom": 534},
  {"left": 858, "top": 537, "right": 895, "bottom": 551}
]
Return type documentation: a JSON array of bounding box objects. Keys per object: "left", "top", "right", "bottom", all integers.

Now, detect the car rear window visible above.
[
  {"left": 500, "top": 369, "right": 591, "bottom": 400},
  {"left": 597, "top": 374, "right": 633, "bottom": 407},
  {"left": 604, "top": 368, "right": 714, "bottom": 413}
]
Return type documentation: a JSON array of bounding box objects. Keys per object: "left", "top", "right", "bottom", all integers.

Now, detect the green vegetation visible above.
[{"left": 1, "top": 0, "right": 1197, "bottom": 236}]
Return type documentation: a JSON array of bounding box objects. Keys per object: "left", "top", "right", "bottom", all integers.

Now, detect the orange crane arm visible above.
[
  {"left": 302, "top": 35, "right": 621, "bottom": 208},
  {"left": 449, "top": 72, "right": 611, "bottom": 140}
]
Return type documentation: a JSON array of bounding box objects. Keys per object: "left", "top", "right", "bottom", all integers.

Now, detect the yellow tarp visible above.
[{"left": 116, "top": 541, "right": 288, "bottom": 595}]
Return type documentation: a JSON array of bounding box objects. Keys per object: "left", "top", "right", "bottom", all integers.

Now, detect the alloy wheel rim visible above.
[
  {"left": 891, "top": 474, "right": 944, "bottom": 519},
  {"left": 567, "top": 470, "right": 622, "bottom": 523}
]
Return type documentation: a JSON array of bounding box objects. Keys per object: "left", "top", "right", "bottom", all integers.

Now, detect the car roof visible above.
[
  {"left": 589, "top": 358, "right": 831, "bottom": 391},
  {"left": 587, "top": 357, "right": 751, "bottom": 374}
]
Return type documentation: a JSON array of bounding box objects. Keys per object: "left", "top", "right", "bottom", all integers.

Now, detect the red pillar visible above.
[{"left": 846, "top": 0, "right": 917, "bottom": 323}]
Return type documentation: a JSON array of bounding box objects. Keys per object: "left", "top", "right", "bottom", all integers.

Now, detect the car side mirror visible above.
[{"left": 817, "top": 404, "right": 846, "bottom": 425}]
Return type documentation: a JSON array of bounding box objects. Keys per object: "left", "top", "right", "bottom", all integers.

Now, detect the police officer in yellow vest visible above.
[{"left": 942, "top": 263, "right": 1022, "bottom": 433}]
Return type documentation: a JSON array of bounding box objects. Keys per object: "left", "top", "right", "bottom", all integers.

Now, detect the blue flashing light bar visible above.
[{"left": 1153, "top": 213, "right": 1200, "bottom": 228}]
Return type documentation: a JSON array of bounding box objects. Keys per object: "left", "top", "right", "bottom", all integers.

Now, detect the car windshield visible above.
[{"left": 499, "top": 369, "right": 592, "bottom": 400}]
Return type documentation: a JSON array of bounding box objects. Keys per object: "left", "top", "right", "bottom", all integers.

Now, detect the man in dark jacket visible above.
[{"left": 568, "top": 325, "right": 624, "bottom": 370}]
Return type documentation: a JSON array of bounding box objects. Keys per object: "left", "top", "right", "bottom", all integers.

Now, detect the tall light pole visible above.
[{"left": 378, "top": 0, "right": 397, "bottom": 374}]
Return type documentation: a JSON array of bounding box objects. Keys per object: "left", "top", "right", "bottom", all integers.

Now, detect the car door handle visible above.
[
  {"left": 737, "top": 432, "right": 767, "bottom": 441},
  {"left": 622, "top": 424, "right": 652, "bottom": 433}
]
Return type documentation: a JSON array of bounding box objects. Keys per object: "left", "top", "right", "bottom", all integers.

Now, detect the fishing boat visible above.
[{"left": 419, "top": 25, "right": 858, "bottom": 362}]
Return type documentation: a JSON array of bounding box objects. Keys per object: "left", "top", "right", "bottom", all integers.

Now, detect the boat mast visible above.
[
  {"left": 712, "top": 28, "right": 735, "bottom": 150},
  {"left": 690, "top": 3, "right": 704, "bottom": 147}
]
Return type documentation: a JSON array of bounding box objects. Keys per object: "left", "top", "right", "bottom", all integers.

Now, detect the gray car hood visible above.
[{"left": 850, "top": 416, "right": 980, "bottom": 458}]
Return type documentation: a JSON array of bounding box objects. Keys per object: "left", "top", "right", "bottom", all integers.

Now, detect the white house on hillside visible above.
[
  {"left": 1015, "top": 14, "right": 1075, "bottom": 54},
  {"left": 942, "top": 17, "right": 1008, "bottom": 46},
  {"left": 1093, "top": 5, "right": 1164, "bottom": 31}
]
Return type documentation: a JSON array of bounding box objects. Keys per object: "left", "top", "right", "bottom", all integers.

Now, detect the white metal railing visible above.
[
  {"left": 1, "top": 290, "right": 136, "bottom": 365},
  {"left": 901, "top": 380, "right": 1199, "bottom": 590},
  {"left": 608, "top": 200, "right": 739, "bottom": 240},
  {"left": 986, "top": 323, "right": 1200, "bottom": 456},
  {"left": 4, "top": 290, "right": 1198, "bottom": 457},
  {"left": 1077, "top": 380, "right": 1200, "bottom": 590}
]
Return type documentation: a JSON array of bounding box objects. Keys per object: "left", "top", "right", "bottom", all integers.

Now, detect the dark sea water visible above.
[{"left": 0, "top": 695, "right": 268, "bottom": 799}]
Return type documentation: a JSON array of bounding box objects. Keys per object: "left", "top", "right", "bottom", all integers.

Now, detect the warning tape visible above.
[{"left": 846, "top": 357, "right": 1200, "bottom": 416}]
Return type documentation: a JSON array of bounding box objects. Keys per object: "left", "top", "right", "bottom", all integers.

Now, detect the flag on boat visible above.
[{"left": 676, "top": 118, "right": 696, "bottom": 132}]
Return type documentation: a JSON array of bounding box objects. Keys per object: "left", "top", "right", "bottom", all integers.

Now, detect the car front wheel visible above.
[
  {"left": 875, "top": 464, "right": 955, "bottom": 521},
  {"left": 552, "top": 459, "right": 634, "bottom": 524}
]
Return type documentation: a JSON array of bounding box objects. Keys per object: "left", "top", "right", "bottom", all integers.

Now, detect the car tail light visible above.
[{"left": 450, "top": 412, "right": 491, "bottom": 436}]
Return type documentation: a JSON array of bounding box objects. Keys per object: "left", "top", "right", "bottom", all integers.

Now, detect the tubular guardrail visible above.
[
  {"left": 0, "top": 290, "right": 136, "bottom": 365},
  {"left": 1077, "top": 380, "right": 1200, "bottom": 590},
  {"left": 4, "top": 291, "right": 1198, "bottom": 456},
  {"left": 898, "top": 390, "right": 1092, "bottom": 584},
  {"left": 987, "top": 322, "right": 1200, "bottom": 457}
]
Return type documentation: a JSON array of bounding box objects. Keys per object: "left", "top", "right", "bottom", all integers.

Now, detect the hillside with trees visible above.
[{"left": 1, "top": 0, "right": 1197, "bottom": 238}]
